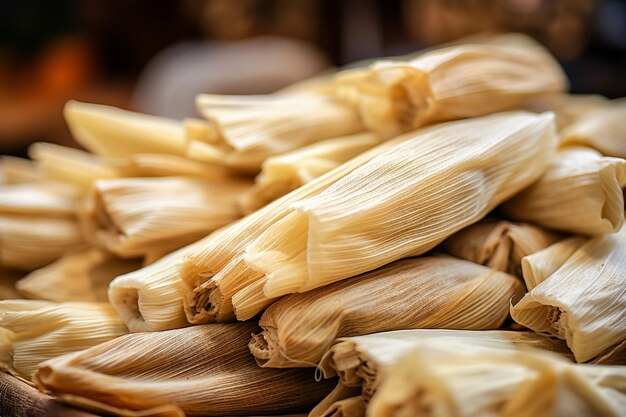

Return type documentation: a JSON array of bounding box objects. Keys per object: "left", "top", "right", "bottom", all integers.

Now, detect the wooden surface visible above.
[{"left": 0, "top": 372, "right": 100, "bottom": 417}]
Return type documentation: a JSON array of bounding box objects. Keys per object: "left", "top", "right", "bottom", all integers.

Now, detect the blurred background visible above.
[{"left": 1, "top": 0, "right": 625, "bottom": 155}]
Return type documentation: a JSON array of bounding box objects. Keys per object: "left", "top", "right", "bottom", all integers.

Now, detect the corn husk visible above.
[
  {"left": 0, "top": 267, "right": 22, "bottom": 300},
  {"left": 16, "top": 248, "right": 141, "bottom": 303},
  {"left": 310, "top": 395, "right": 365, "bottom": 417},
  {"left": 108, "top": 236, "right": 212, "bottom": 332},
  {"left": 34, "top": 323, "right": 335, "bottom": 417},
  {"left": 502, "top": 147, "right": 626, "bottom": 235},
  {"left": 335, "top": 35, "right": 566, "bottom": 138},
  {"left": 368, "top": 342, "right": 626, "bottom": 417},
  {"left": 0, "top": 182, "right": 78, "bottom": 218},
  {"left": 181, "top": 111, "right": 556, "bottom": 323},
  {"left": 187, "top": 94, "right": 364, "bottom": 172},
  {"left": 520, "top": 236, "right": 587, "bottom": 291},
  {"left": 0, "top": 215, "right": 85, "bottom": 271},
  {"left": 549, "top": 94, "right": 609, "bottom": 131},
  {"left": 560, "top": 98, "right": 626, "bottom": 158},
  {"left": 440, "top": 220, "right": 561, "bottom": 277},
  {"left": 0, "top": 156, "right": 43, "bottom": 184},
  {"left": 64, "top": 101, "right": 186, "bottom": 157},
  {"left": 240, "top": 133, "right": 381, "bottom": 213},
  {"left": 0, "top": 300, "right": 127, "bottom": 383},
  {"left": 79, "top": 177, "right": 250, "bottom": 257},
  {"left": 315, "top": 329, "right": 571, "bottom": 417},
  {"left": 511, "top": 226, "right": 626, "bottom": 362},
  {"left": 249, "top": 256, "right": 523, "bottom": 368}
]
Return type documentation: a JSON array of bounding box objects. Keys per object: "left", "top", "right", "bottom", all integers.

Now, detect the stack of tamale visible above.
[{"left": 0, "top": 33, "right": 625, "bottom": 417}]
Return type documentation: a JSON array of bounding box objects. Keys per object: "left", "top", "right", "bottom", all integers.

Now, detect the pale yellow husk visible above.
[
  {"left": 0, "top": 215, "right": 85, "bottom": 271},
  {"left": 511, "top": 226, "right": 626, "bottom": 362},
  {"left": 502, "top": 146, "right": 626, "bottom": 234},
  {"left": 0, "top": 300, "right": 127, "bottom": 383},
  {"left": 520, "top": 236, "right": 588, "bottom": 291},
  {"left": 368, "top": 342, "right": 626, "bottom": 417},
  {"left": 440, "top": 220, "right": 561, "bottom": 277},
  {"left": 79, "top": 177, "right": 250, "bottom": 257},
  {"left": 0, "top": 181, "right": 78, "bottom": 218},
  {"left": 560, "top": 98, "right": 626, "bottom": 158},
  {"left": 240, "top": 132, "right": 381, "bottom": 213},
  {"left": 181, "top": 111, "right": 556, "bottom": 323},
  {"left": 315, "top": 329, "right": 571, "bottom": 417},
  {"left": 249, "top": 256, "right": 523, "bottom": 368},
  {"left": 17, "top": 248, "right": 141, "bottom": 303},
  {"left": 187, "top": 94, "right": 364, "bottom": 172},
  {"left": 64, "top": 101, "right": 186, "bottom": 157},
  {"left": 0, "top": 156, "right": 43, "bottom": 184},
  {"left": 34, "top": 323, "right": 334, "bottom": 417},
  {"left": 549, "top": 94, "right": 609, "bottom": 131},
  {"left": 335, "top": 34, "right": 566, "bottom": 138}
]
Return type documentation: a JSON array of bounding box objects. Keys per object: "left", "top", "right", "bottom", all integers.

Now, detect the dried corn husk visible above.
[
  {"left": 240, "top": 133, "right": 380, "bottom": 213},
  {"left": 108, "top": 237, "right": 211, "bottom": 332},
  {"left": 16, "top": 248, "right": 141, "bottom": 303},
  {"left": 314, "top": 329, "right": 571, "bottom": 417},
  {"left": 0, "top": 267, "right": 22, "bottom": 299},
  {"left": 0, "top": 156, "right": 43, "bottom": 184},
  {"left": 0, "top": 182, "right": 78, "bottom": 218},
  {"left": 549, "top": 94, "right": 609, "bottom": 131},
  {"left": 249, "top": 256, "right": 523, "bottom": 368},
  {"left": 368, "top": 342, "right": 626, "bottom": 417},
  {"left": 0, "top": 215, "right": 84, "bottom": 271},
  {"left": 501, "top": 147, "right": 626, "bottom": 235},
  {"left": 0, "top": 300, "right": 127, "bottom": 383},
  {"left": 335, "top": 35, "right": 565, "bottom": 138},
  {"left": 440, "top": 220, "right": 561, "bottom": 277},
  {"left": 311, "top": 396, "right": 365, "bottom": 417},
  {"left": 560, "top": 98, "right": 626, "bottom": 158},
  {"left": 181, "top": 111, "right": 556, "bottom": 323},
  {"left": 34, "top": 323, "right": 334, "bottom": 417},
  {"left": 80, "top": 177, "right": 250, "bottom": 257},
  {"left": 187, "top": 94, "right": 363, "bottom": 172},
  {"left": 64, "top": 101, "right": 186, "bottom": 157},
  {"left": 520, "top": 236, "right": 587, "bottom": 291},
  {"left": 511, "top": 226, "right": 626, "bottom": 362}
]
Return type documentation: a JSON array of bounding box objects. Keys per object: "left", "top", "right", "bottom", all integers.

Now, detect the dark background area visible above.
[{"left": 1, "top": 0, "right": 625, "bottom": 155}]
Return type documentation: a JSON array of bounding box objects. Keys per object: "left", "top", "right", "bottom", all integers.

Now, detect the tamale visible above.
[
  {"left": 440, "top": 220, "right": 561, "bottom": 277},
  {"left": 548, "top": 94, "right": 609, "bottom": 131},
  {"left": 314, "top": 329, "right": 571, "bottom": 417},
  {"left": 17, "top": 248, "right": 142, "bottom": 303},
  {"left": 0, "top": 215, "right": 84, "bottom": 271},
  {"left": 502, "top": 147, "right": 626, "bottom": 234},
  {"left": 368, "top": 342, "right": 626, "bottom": 417},
  {"left": 511, "top": 226, "right": 626, "bottom": 362},
  {"left": 80, "top": 177, "right": 250, "bottom": 257},
  {"left": 240, "top": 133, "right": 380, "bottom": 213},
  {"left": 0, "top": 156, "right": 43, "bottom": 184},
  {"left": 181, "top": 111, "right": 556, "bottom": 323},
  {"left": 0, "top": 300, "right": 127, "bottom": 383},
  {"left": 248, "top": 256, "right": 523, "bottom": 368},
  {"left": 520, "top": 236, "right": 587, "bottom": 291},
  {"left": 0, "top": 182, "right": 78, "bottom": 218},
  {"left": 34, "top": 323, "right": 335, "bottom": 417},
  {"left": 0, "top": 267, "right": 22, "bottom": 300},
  {"left": 560, "top": 98, "right": 626, "bottom": 158},
  {"left": 187, "top": 94, "right": 364, "bottom": 172},
  {"left": 335, "top": 35, "right": 565, "bottom": 138},
  {"left": 64, "top": 101, "right": 186, "bottom": 157}
]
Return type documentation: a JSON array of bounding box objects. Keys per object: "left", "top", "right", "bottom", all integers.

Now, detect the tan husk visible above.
[
  {"left": 34, "top": 323, "right": 335, "bottom": 417},
  {"left": 501, "top": 146, "right": 626, "bottom": 234},
  {"left": 560, "top": 98, "right": 626, "bottom": 158},
  {"left": 79, "top": 177, "right": 251, "bottom": 257},
  {"left": 511, "top": 226, "right": 626, "bottom": 362},
  {"left": 0, "top": 300, "right": 127, "bottom": 383},
  {"left": 0, "top": 215, "right": 85, "bottom": 271},
  {"left": 367, "top": 341, "right": 626, "bottom": 417},
  {"left": 181, "top": 111, "right": 556, "bottom": 323},
  {"left": 240, "top": 133, "right": 380, "bottom": 214},
  {"left": 248, "top": 256, "right": 523, "bottom": 368},
  {"left": 315, "top": 329, "right": 571, "bottom": 414},
  {"left": 335, "top": 34, "right": 566, "bottom": 138},
  {"left": 17, "top": 248, "right": 142, "bottom": 303},
  {"left": 440, "top": 220, "right": 561, "bottom": 277},
  {"left": 187, "top": 94, "right": 364, "bottom": 172},
  {"left": 64, "top": 101, "right": 186, "bottom": 157}
]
